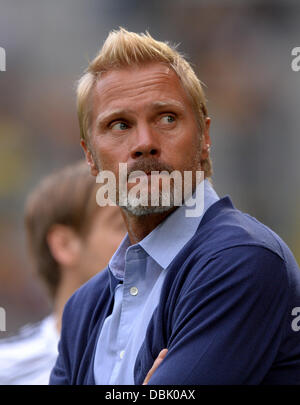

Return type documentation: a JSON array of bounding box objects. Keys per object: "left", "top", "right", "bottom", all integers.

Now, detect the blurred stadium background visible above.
[{"left": 0, "top": 0, "right": 299, "bottom": 336}]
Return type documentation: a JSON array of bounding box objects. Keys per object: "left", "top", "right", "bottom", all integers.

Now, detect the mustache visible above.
[{"left": 127, "top": 159, "right": 174, "bottom": 179}]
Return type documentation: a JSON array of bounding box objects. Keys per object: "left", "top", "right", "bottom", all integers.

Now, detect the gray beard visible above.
[
  {"left": 119, "top": 190, "right": 177, "bottom": 216},
  {"left": 91, "top": 147, "right": 201, "bottom": 217}
]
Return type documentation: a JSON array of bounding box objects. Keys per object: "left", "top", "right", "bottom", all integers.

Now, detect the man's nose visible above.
[{"left": 130, "top": 123, "right": 160, "bottom": 159}]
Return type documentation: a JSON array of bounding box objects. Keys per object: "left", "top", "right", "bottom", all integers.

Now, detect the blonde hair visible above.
[
  {"left": 77, "top": 27, "right": 212, "bottom": 177},
  {"left": 25, "top": 161, "right": 100, "bottom": 298}
]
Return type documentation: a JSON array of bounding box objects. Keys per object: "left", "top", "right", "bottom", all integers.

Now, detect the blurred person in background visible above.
[
  {"left": 0, "top": 160, "right": 126, "bottom": 385},
  {"left": 50, "top": 28, "right": 300, "bottom": 385}
]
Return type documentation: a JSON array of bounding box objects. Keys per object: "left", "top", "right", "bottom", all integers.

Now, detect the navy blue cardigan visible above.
[{"left": 50, "top": 197, "right": 300, "bottom": 385}]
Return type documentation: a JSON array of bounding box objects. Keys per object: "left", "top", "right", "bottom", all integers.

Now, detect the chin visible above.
[
  {"left": 119, "top": 189, "right": 179, "bottom": 217},
  {"left": 122, "top": 204, "right": 174, "bottom": 217}
]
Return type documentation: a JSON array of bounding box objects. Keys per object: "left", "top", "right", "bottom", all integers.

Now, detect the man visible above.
[
  {"left": 50, "top": 28, "right": 300, "bottom": 385},
  {"left": 0, "top": 161, "right": 125, "bottom": 384}
]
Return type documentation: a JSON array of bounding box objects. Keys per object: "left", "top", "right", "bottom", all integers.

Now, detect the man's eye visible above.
[
  {"left": 111, "top": 122, "right": 128, "bottom": 131},
  {"left": 160, "top": 115, "right": 176, "bottom": 124}
]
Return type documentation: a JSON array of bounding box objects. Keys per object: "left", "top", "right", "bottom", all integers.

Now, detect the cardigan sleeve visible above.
[
  {"left": 49, "top": 299, "right": 73, "bottom": 385},
  {"left": 49, "top": 268, "right": 112, "bottom": 385},
  {"left": 147, "top": 245, "right": 291, "bottom": 384},
  {"left": 49, "top": 338, "right": 70, "bottom": 385}
]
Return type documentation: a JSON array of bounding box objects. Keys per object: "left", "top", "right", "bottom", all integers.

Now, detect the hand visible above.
[{"left": 142, "top": 348, "right": 168, "bottom": 385}]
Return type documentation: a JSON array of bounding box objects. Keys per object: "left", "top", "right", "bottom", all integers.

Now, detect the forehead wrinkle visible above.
[
  {"left": 92, "top": 65, "right": 192, "bottom": 127},
  {"left": 98, "top": 78, "right": 168, "bottom": 102},
  {"left": 96, "top": 84, "right": 186, "bottom": 113},
  {"left": 95, "top": 68, "right": 176, "bottom": 103}
]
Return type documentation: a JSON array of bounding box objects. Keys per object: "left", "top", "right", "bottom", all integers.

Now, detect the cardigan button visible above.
[{"left": 130, "top": 286, "right": 138, "bottom": 296}]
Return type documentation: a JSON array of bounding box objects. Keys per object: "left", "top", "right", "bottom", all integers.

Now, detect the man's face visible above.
[{"left": 82, "top": 62, "right": 209, "bottom": 215}]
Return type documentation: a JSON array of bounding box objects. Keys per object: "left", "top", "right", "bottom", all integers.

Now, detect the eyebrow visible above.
[
  {"left": 95, "top": 109, "right": 133, "bottom": 129},
  {"left": 150, "top": 100, "right": 184, "bottom": 110},
  {"left": 95, "top": 100, "right": 185, "bottom": 128}
]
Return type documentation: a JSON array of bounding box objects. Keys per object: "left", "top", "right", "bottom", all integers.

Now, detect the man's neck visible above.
[{"left": 121, "top": 207, "right": 177, "bottom": 245}]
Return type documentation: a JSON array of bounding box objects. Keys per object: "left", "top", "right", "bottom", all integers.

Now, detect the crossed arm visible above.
[
  {"left": 51, "top": 246, "right": 290, "bottom": 385},
  {"left": 140, "top": 246, "right": 289, "bottom": 384}
]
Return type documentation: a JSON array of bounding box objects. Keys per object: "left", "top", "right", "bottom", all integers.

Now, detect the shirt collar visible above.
[
  {"left": 108, "top": 179, "right": 219, "bottom": 279},
  {"left": 139, "top": 179, "right": 219, "bottom": 269}
]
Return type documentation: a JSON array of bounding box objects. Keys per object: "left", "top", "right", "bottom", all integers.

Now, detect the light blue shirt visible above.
[{"left": 93, "top": 180, "right": 219, "bottom": 384}]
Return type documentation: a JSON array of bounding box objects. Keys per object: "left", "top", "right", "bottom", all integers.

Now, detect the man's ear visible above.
[
  {"left": 80, "top": 139, "right": 99, "bottom": 177},
  {"left": 47, "top": 225, "right": 82, "bottom": 268},
  {"left": 200, "top": 117, "right": 212, "bottom": 160}
]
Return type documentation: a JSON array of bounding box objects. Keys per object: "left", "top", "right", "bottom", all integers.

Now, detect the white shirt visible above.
[{"left": 0, "top": 315, "right": 59, "bottom": 385}]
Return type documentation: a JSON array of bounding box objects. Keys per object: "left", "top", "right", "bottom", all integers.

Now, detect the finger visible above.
[
  {"left": 142, "top": 350, "right": 167, "bottom": 385},
  {"left": 142, "top": 348, "right": 168, "bottom": 385}
]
